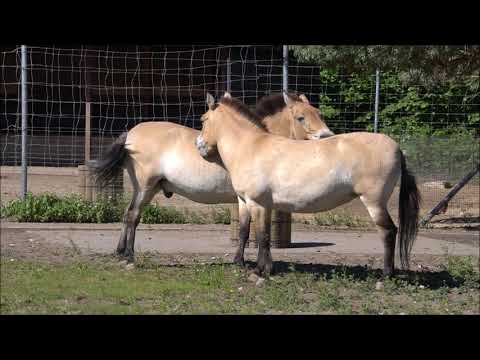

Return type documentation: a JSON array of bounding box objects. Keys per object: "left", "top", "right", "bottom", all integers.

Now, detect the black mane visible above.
[
  {"left": 255, "top": 93, "right": 301, "bottom": 119},
  {"left": 218, "top": 96, "right": 265, "bottom": 130}
]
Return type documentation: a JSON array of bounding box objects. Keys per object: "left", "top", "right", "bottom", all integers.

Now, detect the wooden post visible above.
[
  {"left": 249, "top": 215, "right": 256, "bottom": 248},
  {"left": 85, "top": 102, "right": 91, "bottom": 163},
  {"left": 85, "top": 47, "right": 93, "bottom": 164},
  {"left": 80, "top": 47, "right": 124, "bottom": 204},
  {"left": 84, "top": 101, "right": 92, "bottom": 200},
  {"left": 84, "top": 47, "right": 94, "bottom": 201},
  {"left": 77, "top": 165, "right": 92, "bottom": 201},
  {"left": 271, "top": 210, "right": 291, "bottom": 248},
  {"left": 246, "top": 211, "right": 291, "bottom": 248},
  {"left": 230, "top": 204, "right": 239, "bottom": 246}
]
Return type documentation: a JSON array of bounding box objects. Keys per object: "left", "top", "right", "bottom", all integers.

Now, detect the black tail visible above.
[
  {"left": 398, "top": 152, "right": 422, "bottom": 269},
  {"left": 89, "top": 132, "right": 128, "bottom": 188}
]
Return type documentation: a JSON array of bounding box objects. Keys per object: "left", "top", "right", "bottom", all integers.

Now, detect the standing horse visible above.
[
  {"left": 195, "top": 93, "right": 421, "bottom": 277},
  {"left": 90, "top": 92, "right": 332, "bottom": 263}
]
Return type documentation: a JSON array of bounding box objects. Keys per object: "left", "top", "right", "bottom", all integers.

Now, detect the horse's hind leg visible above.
[
  {"left": 116, "top": 162, "right": 139, "bottom": 256},
  {"left": 360, "top": 196, "right": 397, "bottom": 277},
  {"left": 233, "top": 197, "right": 251, "bottom": 267},
  {"left": 122, "top": 182, "right": 161, "bottom": 263},
  {"left": 116, "top": 194, "right": 135, "bottom": 255}
]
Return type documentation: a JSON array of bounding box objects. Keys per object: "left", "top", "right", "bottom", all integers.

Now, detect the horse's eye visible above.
[{"left": 297, "top": 116, "right": 305, "bottom": 124}]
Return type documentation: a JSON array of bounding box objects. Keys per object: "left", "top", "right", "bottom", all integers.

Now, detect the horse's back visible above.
[
  {"left": 125, "top": 121, "right": 198, "bottom": 152},
  {"left": 249, "top": 131, "right": 402, "bottom": 208},
  {"left": 337, "top": 131, "right": 399, "bottom": 149},
  {"left": 127, "top": 121, "right": 198, "bottom": 141}
]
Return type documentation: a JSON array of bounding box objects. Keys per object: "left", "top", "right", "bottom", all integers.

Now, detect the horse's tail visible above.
[
  {"left": 398, "top": 152, "right": 421, "bottom": 269},
  {"left": 89, "top": 132, "right": 128, "bottom": 188}
]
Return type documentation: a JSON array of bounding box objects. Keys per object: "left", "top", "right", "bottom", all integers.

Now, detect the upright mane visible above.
[
  {"left": 255, "top": 93, "right": 302, "bottom": 119},
  {"left": 218, "top": 96, "right": 266, "bottom": 130}
]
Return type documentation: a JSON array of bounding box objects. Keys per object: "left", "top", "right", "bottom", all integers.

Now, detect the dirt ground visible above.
[{"left": 1, "top": 222, "right": 478, "bottom": 275}]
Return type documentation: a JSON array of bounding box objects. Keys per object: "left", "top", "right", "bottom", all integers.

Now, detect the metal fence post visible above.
[
  {"left": 226, "top": 57, "right": 231, "bottom": 93},
  {"left": 226, "top": 57, "right": 240, "bottom": 246},
  {"left": 374, "top": 68, "right": 380, "bottom": 133},
  {"left": 283, "top": 45, "right": 289, "bottom": 93},
  {"left": 269, "top": 44, "right": 292, "bottom": 249},
  {"left": 21, "top": 45, "right": 28, "bottom": 200}
]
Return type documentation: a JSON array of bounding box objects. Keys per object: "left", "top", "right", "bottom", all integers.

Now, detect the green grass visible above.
[
  {"left": 0, "top": 193, "right": 231, "bottom": 225},
  {"left": 1, "top": 256, "right": 478, "bottom": 315}
]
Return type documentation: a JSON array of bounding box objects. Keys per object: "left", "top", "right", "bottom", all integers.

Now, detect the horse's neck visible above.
[
  {"left": 217, "top": 115, "right": 263, "bottom": 171},
  {"left": 262, "top": 112, "right": 289, "bottom": 138}
]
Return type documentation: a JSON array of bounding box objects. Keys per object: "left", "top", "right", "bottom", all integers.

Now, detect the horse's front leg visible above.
[
  {"left": 233, "top": 197, "right": 251, "bottom": 267},
  {"left": 251, "top": 204, "right": 272, "bottom": 277}
]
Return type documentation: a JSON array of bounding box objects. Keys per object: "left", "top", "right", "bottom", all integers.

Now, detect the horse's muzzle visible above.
[{"left": 310, "top": 130, "right": 335, "bottom": 140}]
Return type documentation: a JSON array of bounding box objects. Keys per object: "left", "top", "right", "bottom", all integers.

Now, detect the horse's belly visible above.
[
  {"left": 163, "top": 180, "right": 237, "bottom": 204},
  {"left": 162, "top": 163, "right": 236, "bottom": 204},
  {"left": 272, "top": 182, "right": 356, "bottom": 213}
]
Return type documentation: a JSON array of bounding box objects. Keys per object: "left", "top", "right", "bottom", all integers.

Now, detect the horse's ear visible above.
[
  {"left": 299, "top": 94, "right": 310, "bottom": 104},
  {"left": 223, "top": 91, "right": 232, "bottom": 99},
  {"left": 283, "top": 91, "right": 295, "bottom": 107},
  {"left": 206, "top": 93, "right": 215, "bottom": 110}
]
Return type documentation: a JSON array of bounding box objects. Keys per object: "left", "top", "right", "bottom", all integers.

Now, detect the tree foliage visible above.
[
  {"left": 314, "top": 69, "right": 479, "bottom": 136},
  {"left": 291, "top": 46, "right": 480, "bottom": 86}
]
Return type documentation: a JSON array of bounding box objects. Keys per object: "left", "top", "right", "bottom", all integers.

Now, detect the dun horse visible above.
[
  {"left": 196, "top": 93, "right": 421, "bottom": 277},
  {"left": 91, "top": 92, "right": 332, "bottom": 263}
]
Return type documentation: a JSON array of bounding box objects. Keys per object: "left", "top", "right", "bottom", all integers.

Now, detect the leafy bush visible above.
[
  {"left": 184, "top": 210, "right": 208, "bottom": 224},
  {"left": 140, "top": 204, "right": 187, "bottom": 224},
  {"left": 1, "top": 194, "right": 234, "bottom": 226},
  {"left": 211, "top": 207, "right": 231, "bottom": 224},
  {"left": 1, "top": 194, "right": 220, "bottom": 224},
  {"left": 0, "top": 193, "right": 122, "bottom": 223},
  {"left": 313, "top": 211, "right": 370, "bottom": 228}
]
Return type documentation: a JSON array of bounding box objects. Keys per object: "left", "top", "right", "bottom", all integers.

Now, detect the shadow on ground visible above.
[
  {"left": 287, "top": 242, "right": 334, "bottom": 249},
  {"left": 432, "top": 216, "right": 479, "bottom": 224},
  {"left": 240, "top": 260, "right": 468, "bottom": 290},
  {"left": 93, "top": 253, "right": 475, "bottom": 291}
]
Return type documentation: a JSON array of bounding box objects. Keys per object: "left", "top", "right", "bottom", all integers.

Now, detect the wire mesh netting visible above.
[{"left": 1, "top": 45, "right": 479, "bottom": 222}]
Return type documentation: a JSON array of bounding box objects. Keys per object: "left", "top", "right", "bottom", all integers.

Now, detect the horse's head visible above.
[
  {"left": 283, "top": 92, "right": 334, "bottom": 140},
  {"left": 196, "top": 92, "right": 225, "bottom": 158}
]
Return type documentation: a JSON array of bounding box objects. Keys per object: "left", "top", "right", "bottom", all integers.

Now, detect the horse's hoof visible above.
[
  {"left": 254, "top": 266, "right": 266, "bottom": 278},
  {"left": 255, "top": 262, "right": 272, "bottom": 278},
  {"left": 382, "top": 269, "right": 395, "bottom": 279},
  {"left": 233, "top": 256, "right": 245, "bottom": 268}
]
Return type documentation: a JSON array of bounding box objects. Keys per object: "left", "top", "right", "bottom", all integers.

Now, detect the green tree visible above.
[{"left": 291, "top": 46, "right": 480, "bottom": 86}]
